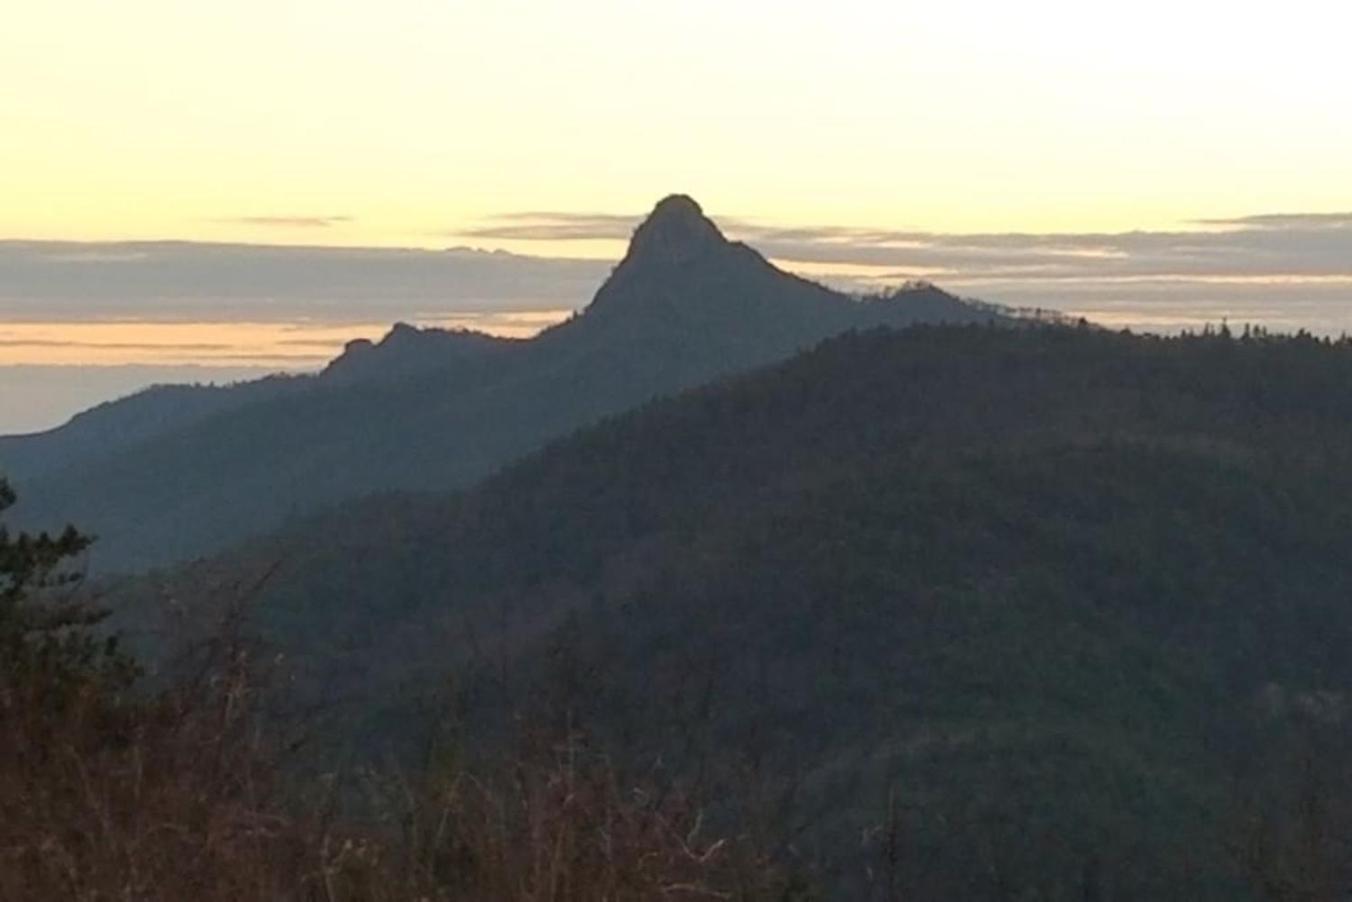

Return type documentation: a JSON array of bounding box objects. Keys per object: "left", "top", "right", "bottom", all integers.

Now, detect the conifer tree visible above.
[{"left": 0, "top": 478, "right": 134, "bottom": 711}]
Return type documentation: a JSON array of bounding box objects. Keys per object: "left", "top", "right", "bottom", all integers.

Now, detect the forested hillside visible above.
[
  {"left": 2, "top": 196, "right": 998, "bottom": 569},
  {"left": 147, "top": 322, "right": 1352, "bottom": 899}
]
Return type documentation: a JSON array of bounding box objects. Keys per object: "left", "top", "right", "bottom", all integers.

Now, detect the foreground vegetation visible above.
[{"left": 0, "top": 480, "right": 793, "bottom": 900}]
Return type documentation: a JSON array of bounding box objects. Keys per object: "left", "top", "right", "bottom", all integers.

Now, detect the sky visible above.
[{"left": 3, "top": 1, "right": 1352, "bottom": 433}]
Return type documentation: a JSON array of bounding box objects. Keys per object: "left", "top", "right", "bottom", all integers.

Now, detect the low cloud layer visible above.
[
  {"left": 464, "top": 208, "right": 1352, "bottom": 283},
  {"left": 0, "top": 242, "right": 609, "bottom": 321}
]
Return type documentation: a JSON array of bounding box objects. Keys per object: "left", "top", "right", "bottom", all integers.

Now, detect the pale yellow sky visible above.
[{"left": 5, "top": 0, "right": 1351, "bottom": 250}]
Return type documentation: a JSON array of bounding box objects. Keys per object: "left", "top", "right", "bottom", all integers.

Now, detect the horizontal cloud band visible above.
[
  {"left": 0, "top": 242, "right": 609, "bottom": 320},
  {"left": 465, "top": 209, "right": 1352, "bottom": 281}
]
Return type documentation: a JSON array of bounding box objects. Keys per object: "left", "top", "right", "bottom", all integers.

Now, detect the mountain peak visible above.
[
  {"left": 650, "top": 193, "right": 705, "bottom": 220},
  {"left": 621, "top": 194, "right": 726, "bottom": 267}
]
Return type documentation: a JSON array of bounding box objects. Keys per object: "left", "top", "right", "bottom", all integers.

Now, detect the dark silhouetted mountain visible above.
[
  {"left": 0, "top": 375, "right": 306, "bottom": 485},
  {"left": 320, "top": 323, "right": 517, "bottom": 385},
  {"left": 146, "top": 324, "right": 1352, "bottom": 898},
  {"left": 1, "top": 196, "right": 1001, "bottom": 569},
  {"left": 0, "top": 330, "right": 509, "bottom": 487}
]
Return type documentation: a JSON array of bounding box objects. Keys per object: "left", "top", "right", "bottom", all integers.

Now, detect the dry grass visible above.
[
  {"left": 0, "top": 636, "right": 793, "bottom": 901},
  {"left": 1, "top": 642, "right": 320, "bottom": 900},
  {"left": 360, "top": 730, "right": 791, "bottom": 901}
]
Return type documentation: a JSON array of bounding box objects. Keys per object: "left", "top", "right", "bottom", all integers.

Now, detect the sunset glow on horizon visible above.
[{"left": 0, "top": 313, "right": 570, "bottom": 367}]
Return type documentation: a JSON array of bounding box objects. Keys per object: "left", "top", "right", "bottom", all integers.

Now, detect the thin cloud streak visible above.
[
  {"left": 0, "top": 339, "right": 238, "bottom": 352},
  {"left": 464, "top": 211, "right": 638, "bottom": 241},
  {"left": 1193, "top": 212, "right": 1352, "bottom": 229},
  {"left": 212, "top": 215, "right": 356, "bottom": 228}
]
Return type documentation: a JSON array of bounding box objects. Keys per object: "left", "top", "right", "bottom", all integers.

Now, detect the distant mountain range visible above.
[{"left": 1, "top": 195, "right": 1001, "bottom": 569}]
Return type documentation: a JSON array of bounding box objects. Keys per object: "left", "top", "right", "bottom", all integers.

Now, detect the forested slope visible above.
[{"left": 152, "top": 323, "right": 1352, "bottom": 898}]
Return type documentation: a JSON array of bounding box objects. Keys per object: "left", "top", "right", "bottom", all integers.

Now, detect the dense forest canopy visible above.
[{"left": 119, "top": 322, "right": 1352, "bottom": 899}]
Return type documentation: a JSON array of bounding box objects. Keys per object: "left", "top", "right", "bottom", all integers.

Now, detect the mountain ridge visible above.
[{"left": 2, "top": 196, "right": 1005, "bottom": 569}]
